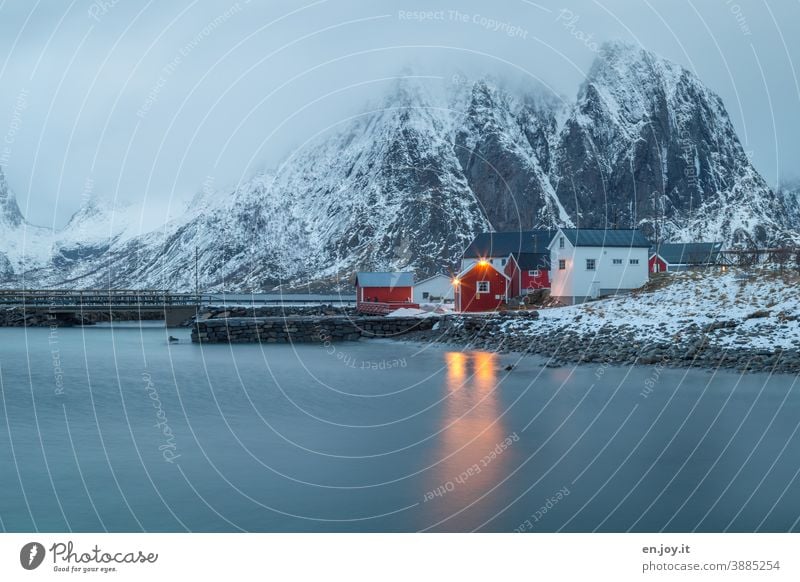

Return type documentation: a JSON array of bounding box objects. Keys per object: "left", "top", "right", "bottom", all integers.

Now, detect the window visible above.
[
  {"left": 559, "top": 237, "right": 565, "bottom": 249},
  {"left": 501, "top": 258, "right": 507, "bottom": 266},
  {"left": 528, "top": 269, "right": 540, "bottom": 277},
  {"left": 477, "top": 281, "right": 490, "bottom": 294},
  {"left": 586, "top": 259, "right": 596, "bottom": 271},
  {"left": 630, "top": 259, "right": 639, "bottom": 265},
  {"left": 612, "top": 258, "right": 623, "bottom": 265},
  {"left": 558, "top": 259, "right": 566, "bottom": 270},
  {"left": 422, "top": 292, "right": 429, "bottom": 299}
]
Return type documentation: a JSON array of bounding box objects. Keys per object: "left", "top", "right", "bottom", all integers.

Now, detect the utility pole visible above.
[{"left": 195, "top": 245, "right": 199, "bottom": 303}]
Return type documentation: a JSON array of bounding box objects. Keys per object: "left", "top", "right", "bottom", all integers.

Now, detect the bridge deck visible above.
[
  {"left": 0, "top": 290, "right": 357, "bottom": 309},
  {"left": 0, "top": 289, "right": 198, "bottom": 308}
]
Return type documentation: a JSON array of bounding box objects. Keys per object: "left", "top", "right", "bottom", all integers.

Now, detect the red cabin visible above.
[
  {"left": 649, "top": 243, "right": 722, "bottom": 273},
  {"left": 355, "top": 272, "right": 417, "bottom": 314},
  {"left": 454, "top": 261, "right": 509, "bottom": 313},
  {"left": 649, "top": 254, "right": 668, "bottom": 274},
  {"left": 504, "top": 252, "right": 550, "bottom": 297}
]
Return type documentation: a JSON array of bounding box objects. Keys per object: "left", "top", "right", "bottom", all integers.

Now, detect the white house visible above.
[
  {"left": 549, "top": 228, "right": 650, "bottom": 304},
  {"left": 413, "top": 274, "right": 454, "bottom": 304}
]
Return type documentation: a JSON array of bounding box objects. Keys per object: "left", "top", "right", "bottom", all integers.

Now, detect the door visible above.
[{"left": 590, "top": 281, "right": 599, "bottom": 299}]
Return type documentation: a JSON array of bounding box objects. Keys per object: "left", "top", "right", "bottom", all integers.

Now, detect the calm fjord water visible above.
[{"left": 0, "top": 323, "right": 798, "bottom": 532}]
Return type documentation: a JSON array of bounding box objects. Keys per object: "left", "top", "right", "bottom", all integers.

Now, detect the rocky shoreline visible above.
[
  {"left": 397, "top": 312, "right": 800, "bottom": 374},
  {"left": 192, "top": 315, "right": 434, "bottom": 343},
  {"left": 0, "top": 307, "right": 165, "bottom": 327}
]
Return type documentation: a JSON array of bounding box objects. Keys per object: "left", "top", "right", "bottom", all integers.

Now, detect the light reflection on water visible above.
[{"left": 424, "top": 351, "right": 512, "bottom": 530}]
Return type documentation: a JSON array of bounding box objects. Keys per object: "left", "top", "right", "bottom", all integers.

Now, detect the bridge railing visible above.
[{"left": 0, "top": 289, "right": 200, "bottom": 307}]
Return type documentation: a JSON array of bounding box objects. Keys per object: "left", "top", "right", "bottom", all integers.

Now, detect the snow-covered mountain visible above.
[
  {"left": 0, "top": 167, "right": 55, "bottom": 280},
  {"left": 549, "top": 42, "right": 789, "bottom": 245},
  {"left": 778, "top": 181, "right": 800, "bottom": 231},
  {"left": 1, "top": 42, "right": 796, "bottom": 291}
]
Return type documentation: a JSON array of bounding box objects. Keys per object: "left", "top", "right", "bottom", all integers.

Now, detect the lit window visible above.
[
  {"left": 586, "top": 259, "right": 596, "bottom": 271},
  {"left": 612, "top": 258, "right": 623, "bottom": 265},
  {"left": 558, "top": 259, "right": 566, "bottom": 270},
  {"left": 528, "top": 270, "right": 539, "bottom": 277},
  {"left": 559, "top": 237, "right": 565, "bottom": 248},
  {"left": 630, "top": 259, "right": 639, "bottom": 265},
  {"left": 477, "top": 281, "right": 490, "bottom": 294}
]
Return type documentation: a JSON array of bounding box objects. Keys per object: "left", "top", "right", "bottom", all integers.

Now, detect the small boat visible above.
[{"left": 168, "top": 335, "right": 179, "bottom": 343}]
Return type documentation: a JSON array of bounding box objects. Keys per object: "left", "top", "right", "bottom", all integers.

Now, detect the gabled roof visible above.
[
  {"left": 509, "top": 252, "right": 549, "bottom": 270},
  {"left": 415, "top": 273, "right": 451, "bottom": 286},
  {"left": 355, "top": 272, "right": 414, "bottom": 288},
  {"left": 553, "top": 228, "right": 651, "bottom": 248},
  {"left": 651, "top": 242, "right": 722, "bottom": 265},
  {"left": 456, "top": 261, "right": 510, "bottom": 281},
  {"left": 462, "top": 229, "right": 556, "bottom": 258}
]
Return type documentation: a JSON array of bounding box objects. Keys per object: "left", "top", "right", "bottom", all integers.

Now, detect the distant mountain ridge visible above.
[{"left": 0, "top": 41, "right": 796, "bottom": 291}]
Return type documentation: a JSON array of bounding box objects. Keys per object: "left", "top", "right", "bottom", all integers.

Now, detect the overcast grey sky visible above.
[{"left": 0, "top": 0, "right": 798, "bottom": 227}]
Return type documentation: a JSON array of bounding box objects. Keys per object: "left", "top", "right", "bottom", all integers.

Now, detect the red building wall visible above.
[
  {"left": 504, "top": 260, "right": 520, "bottom": 297},
  {"left": 504, "top": 258, "right": 550, "bottom": 298},
  {"left": 357, "top": 285, "right": 412, "bottom": 305},
  {"left": 520, "top": 268, "right": 550, "bottom": 291},
  {"left": 649, "top": 255, "right": 667, "bottom": 273},
  {"left": 456, "top": 263, "right": 508, "bottom": 312}
]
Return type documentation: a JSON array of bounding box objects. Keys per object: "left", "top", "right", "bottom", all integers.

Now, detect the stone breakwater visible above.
[
  {"left": 195, "top": 304, "right": 355, "bottom": 321},
  {"left": 399, "top": 313, "right": 800, "bottom": 374},
  {"left": 191, "top": 316, "right": 436, "bottom": 344},
  {"left": 0, "top": 307, "right": 164, "bottom": 327}
]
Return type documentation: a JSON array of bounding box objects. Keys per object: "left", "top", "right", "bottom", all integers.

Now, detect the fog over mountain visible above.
[{"left": 1, "top": 42, "right": 796, "bottom": 291}]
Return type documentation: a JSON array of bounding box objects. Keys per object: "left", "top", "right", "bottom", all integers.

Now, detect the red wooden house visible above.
[
  {"left": 504, "top": 252, "right": 550, "bottom": 297},
  {"left": 649, "top": 243, "right": 722, "bottom": 273},
  {"left": 454, "top": 260, "right": 510, "bottom": 313},
  {"left": 355, "top": 272, "right": 417, "bottom": 314}
]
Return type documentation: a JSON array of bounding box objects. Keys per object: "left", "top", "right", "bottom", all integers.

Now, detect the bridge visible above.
[
  {"left": 0, "top": 289, "right": 200, "bottom": 326},
  {"left": 0, "top": 289, "right": 358, "bottom": 326}
]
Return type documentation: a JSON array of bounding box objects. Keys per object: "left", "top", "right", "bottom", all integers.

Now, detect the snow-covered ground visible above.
[{"left": 503, "top": 268, "right": 800, "bottom": 350}]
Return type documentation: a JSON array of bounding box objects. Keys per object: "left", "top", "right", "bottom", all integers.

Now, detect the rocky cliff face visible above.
[
  {"left": 549, "top": 42, "right": 788, "bottom": 245},
  {"left": 454, "top": 81, "right": 571, "bottom": 232},
  {"left": 1, "top": 42, "right": 795, "bottom": 291},
  {"left": 778, "top": 182, "right": 800, "bottom": 231}
]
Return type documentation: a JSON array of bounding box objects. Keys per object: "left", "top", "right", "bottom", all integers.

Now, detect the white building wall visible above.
[
  {"left": 550, "top": 237, "right": 649, "bottom": 303},
  {"left": 413, "top": 275, "right": 455, "bottom": 304}
]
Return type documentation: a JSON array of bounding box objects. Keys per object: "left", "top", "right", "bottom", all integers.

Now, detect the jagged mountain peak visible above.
[
  {"left": 0, "top": 166, "right": 24, "bottom": 227},
  {"left": 579, "top": 41, "right": 692, "bottom": 124},
  {"left": 1, "top": 55, "right": 795, "bottom": 290},
  {"left": 65, "top": 194, "right": 117, "bottom": 224}
]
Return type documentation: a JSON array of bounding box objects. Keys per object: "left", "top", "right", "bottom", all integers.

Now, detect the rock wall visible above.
[
  {"left": 0, "top": 307, "right": 165, "bottom": 327},
  {"left": 398, "top": 312, "right": 800, "bottom": 374},
  {"left": 191, "top": 316, "right": 435, "bottom": 344},
  {"left": 196, "top": 305, "right": 355, "bottom": 320}
]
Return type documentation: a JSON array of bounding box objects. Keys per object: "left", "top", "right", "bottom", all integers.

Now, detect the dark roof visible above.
[
  {"left": 355, "top": 272, "right": 414, "bottom": 288},
  {"left": 651, "top": 242, "right": 722, "bottom": 265},
  {"left": 462, "top": 230, "right": 556, "bottom": 258},
  {"left": 557, "top": 228, "right": 651, "bottom": 248},
  {"left": 510, "top": 252, "right": 549, "bottom": 270}
]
